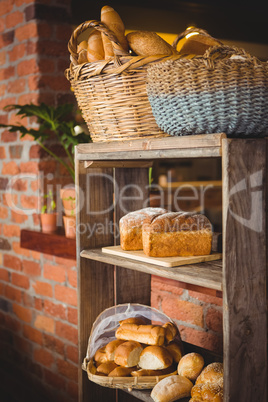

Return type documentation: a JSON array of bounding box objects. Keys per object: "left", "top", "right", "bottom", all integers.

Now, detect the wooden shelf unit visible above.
[{"left": 75, "top": 134, "right": 267, "bottom": 402}]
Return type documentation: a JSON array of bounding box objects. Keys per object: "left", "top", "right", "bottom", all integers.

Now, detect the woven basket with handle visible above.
[
  {"left": 146, "top": 45, "right": 268, "bottom": 137},
  {"left": 65, "top": 20, "right": 177, "bottom": 142}
]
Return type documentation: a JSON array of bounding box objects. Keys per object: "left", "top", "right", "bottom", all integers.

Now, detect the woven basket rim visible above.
[{"left": 85, "top": 358, "right": 178, "bottom": 390}]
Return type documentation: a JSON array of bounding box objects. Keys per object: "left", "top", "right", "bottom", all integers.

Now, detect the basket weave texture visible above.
[
  {"left": 65, "top": 20, "right": 173, "bottom": 142},
  {"left": 146, "top": 46, "right": 268, "bottom": 137}
]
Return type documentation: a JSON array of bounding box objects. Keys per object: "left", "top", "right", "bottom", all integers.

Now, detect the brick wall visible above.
[{"left": 0, "top": 1, "right": 223, "bottom": 400}]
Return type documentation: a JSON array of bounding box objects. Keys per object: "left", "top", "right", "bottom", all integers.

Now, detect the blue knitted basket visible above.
[{"left": 146, "top": 46, "right": 268, "bottom": 137}]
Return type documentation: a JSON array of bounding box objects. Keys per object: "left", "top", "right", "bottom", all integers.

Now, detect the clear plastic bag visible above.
[{"left": 86, "top": 303, "right": 179, "bottom": 361}]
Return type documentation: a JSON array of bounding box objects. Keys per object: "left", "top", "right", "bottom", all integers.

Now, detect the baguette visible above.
[
  {"left": 116, "top": 323, "right": 166, "bottom": 346},
  {"left": 138, "top": 346, "right": 173, "bottom": 370},
  {"left": 101, "top": 5, "right": 128, "bottom": 59},
  {"left": 151, "top": 374, "right": 193, "bottom": 402},
  {"left": 177, "top": 353, "right": 204, "bottom": 381},
  {"left": 114, "top": 340, "right": 143, "bottom": 367},
  {"left": 87, "top": 30, "right": 104, "bottom": 62}
]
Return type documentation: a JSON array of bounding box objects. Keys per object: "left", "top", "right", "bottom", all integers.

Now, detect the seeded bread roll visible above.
[
  {"left": 116, "top": 323, "right": 166, "bottom": 346},
  {"left": 96, "top": 361, "right": 118, "bottom": 376},
  {"left": 105, "top": 339, "right": 125, "bottom": 361},
  {"left": 126, "top": 31, "right": 178, "bottom": 57},
  {"left": 142, "top": 212, "right": 212, "bottom": 257},
  {"left": 139, "top": 346, "right": 173, "bottom": 370},
  {"left": 195, "top": 362, "right": 223, "bottom": 385},
  {"left": 151, "top": 374, "right": 193, "bottom": 402},
  {"left": 120, "top": 207, "right": 168, "bottom": 250},
  {"left": 191, "top": 382, "right": 223, "bottom": 401},
  {"left": 114, "top": 341, "right": 143, "bottom": 367},
  {"left": 177, "top": 353, "right": 205, "bottom": 381}
]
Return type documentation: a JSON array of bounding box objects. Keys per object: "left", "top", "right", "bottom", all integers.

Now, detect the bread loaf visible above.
[
  {"left": 119, "top": 317, "right": 146, "bottom": 326},
  {"left": 131, "top": 365, "right": 176, "bottom": 377},
  {"left": 105, "top": 339, "right": 125, "bottom": 361},
  {"left": 138, "top": 346, "right": 173, "bottom": 370},
  {"left": 191, "top": 382, "right": 223, "bottom": 401},
  {"left": 119, "top": 207, "right": 168, "bottom": 250},
  {"left": 96, "top": 361, "right": 118, "bottom": 376},
  {"left": 101, "top": 5, "right": 128, "bottom": 59},
  {"left": 162, "top": 322, "right": 178, "bottom": 343},
  {"left": 126, "top": 31, "right": 177, "bottom": 57},
  {"left": 195, "top": 362, "right": 223, "bottom": 385},
  {"left": 142, "top": 212, "right": 212, "bottom": 257},
  {"left": 177, "top": 32, "right": 221, "bottom": 56},
  {"left": 108, "top": 366, "right": 135, "bottom": 377},
  {"left": 87, "top": 30, "right": 104, "bottom": 62},
  {"left": 114, "top": 340, "right": 143, "bottom": 367},
  {"left": 151, "top": 374, "right": 193, "bottom": 402},
  {"left": 77, "top": 40, "right": 88, "bottom": 64},
  {"left": 94, "top": 346, "right": 109, "bottom": 364},
  {"left": 165, "top": 341, "right": 183, "bottom": 363},
  {"left": 116, "top": 323, "right": 166, "bottom": 346},
  {"left": 177, "top": 352, "right": 204, "bottom": 381}
]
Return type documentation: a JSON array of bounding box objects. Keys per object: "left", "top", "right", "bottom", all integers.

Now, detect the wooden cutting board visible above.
[{"left": 102, "top": 246, "right": 222, "bottom": 268}]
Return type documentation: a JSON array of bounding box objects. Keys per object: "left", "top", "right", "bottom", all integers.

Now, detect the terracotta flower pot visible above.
[
  {"left": 60, "top": 186, "right": 76, "bottom": 217},
  {"left": 63, "top": 215, "right": 76, "bottom": 239},
  {"left": 40, "top": 213, "right": 57, "bottom": 233}
]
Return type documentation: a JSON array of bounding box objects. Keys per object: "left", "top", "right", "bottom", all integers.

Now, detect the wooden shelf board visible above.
[
  {"left": 20, "top": 229, "right": 76, "bottom": 260},
  {"left": 80, "top": 248, "right": 222, "bottom": 292}
]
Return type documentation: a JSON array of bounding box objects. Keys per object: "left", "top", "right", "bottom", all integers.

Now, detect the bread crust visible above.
[
  {"left": 196, "top": 362, "right": 223, "bottom": 385},
  {"left": 177, "top": 352, "right": 205, "bottom": 381},
  {"left": 116, "top": 323, "right": 166, "bottom": 346},
  {"left": 139, "top": 346, "right": 173, "bottom": 370},
  {"left": 151, "top": 374, "right": 193, "bottom": 402},
  {"left": 126, "top": 31, "right": 177, "bottom": 57},
  {"left": 114, "top": 340, "right": 143, "bottom": 367}
]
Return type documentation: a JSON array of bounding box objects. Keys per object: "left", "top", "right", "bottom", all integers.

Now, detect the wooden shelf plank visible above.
[
  {"left": 76, "top": 134, "right": 226, "bottom": 161},
  {"left": 80, "top": 249, "right": 222, "bottom": 291},
  {"left": 20, "top": 229, "right": 76, "bottom": 260}
]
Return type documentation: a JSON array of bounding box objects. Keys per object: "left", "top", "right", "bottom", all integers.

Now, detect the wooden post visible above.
[{"left": 222, "top": 138, "right": 267, "bottom": 402}]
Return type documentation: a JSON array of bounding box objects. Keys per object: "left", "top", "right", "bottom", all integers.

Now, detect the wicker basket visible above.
[
  {"left": 65, "top": 20, "right": 174, "bottom": 142},
  {"left": 146, "top": 45, "right": 268, "bottom": 137},
  {"left": 83, "top": 358, "right": 177, "bottom": 391}
]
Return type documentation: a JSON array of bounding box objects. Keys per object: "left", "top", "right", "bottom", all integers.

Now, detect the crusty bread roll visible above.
[
  {"left": 116, "top": 323, "right": 166, "bottom": 346},
  {"left": 114, "top": 340, "right": 143, "bottom": 367},
  {"left": 119, "top": 207, "right": 168, "bottom": 250},
  {"left": 87, "top": 30, "right": 104, "bottom": 62},
  {"left": 177, "top": 33, "right": 221, "bottom": 56},
  {"left": 142, "top": 212, "right": 212, "bottom": 257},
  {"left": 126, "top": 31, "right": 177, "bottom": 57},
  {"left": 139, "top": 346, "right": 173, "bottom": 370},
  {"left": 94, "top": 346, "right": 109, "bottom": 364},
  {"left": 191, "top": 382, "right": 223, "bottom": 401},
  {"left": 177, "top": 352, "right": 204, "bottom": 381},
  {"left": 196, "top": 362, "right": 223, "bottom": 385},
  {"left": 165, "top": 341, "right": 183, "bottom": 363},
  {"left": 101, "top": 5, "right": 128, "bottom": 59},
  {"left": 131, "top": 365, "right": 176, "bottom": 377},
  {"left": 162, "top": 322, "right": 178, "bottom": 343},
  {"left": 151, "top": 374, "right": 193, "bottom": 402},
  {"left": 77, "top": 40, "right": 88, "bottom": 64},
  {"left": 105, "top": 339, "right": 125, "bottom": 361},
  {"left": 119, "top": 317, "right": 146, "bottom": 326},
  {"left": 96, "top": 361, "right": 118, "bottom": 376},
  {"left": 108, "top": 366, "right": 135, "bottom": 377}
]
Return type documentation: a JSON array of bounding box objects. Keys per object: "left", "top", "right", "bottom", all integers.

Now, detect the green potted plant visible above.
[
  {"left": 62, "top": 195, "right": 76, "bottom": 239},
  {"left": 40, "top": 190, "right": 57, "bottom": 233}
]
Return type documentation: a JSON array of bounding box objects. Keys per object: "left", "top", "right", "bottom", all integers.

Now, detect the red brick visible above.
[
  {"left": 0, "top": 50, "right": 6, "bottom": 66},
  {"left": 3, "top": 254, "right": 22, "bottom": 271},
  {"left": 44, "top": 300, "right": 66, "bottom": 320},
  {"left": 3, "top": 224, "right": 20, "bottom": 238},
  {"left": 0, "top": 0, "right": 13, "bottom": 16},
  {"left": 0, "top": 205, "right": 8, "bottom": 219},
  {"left": 34, "top": 347, "right": 54, "bottom": 368},
  {"left": 5, "top": 315, "right": 21, "bottom": 332},
  {"left": 0, "top": 268, "right": 9, "bottom": 282},
  {"left": 29, "top": 144, "right": 41, "bottom": 159},
  {"left": 7, "top": 78, "right": 26, "bottom": 93},
  {"left": 23, "top": 292, "right": 34, "bottom": 307},
  {"left": 12, "top": 241, "right": 31, "bottom": 257},
  {"left": 67, "top": 307, "right": 77, "bottom": 325},
  {"left": 5, "top": 11, "right": 24, "bottom": 28},
  {"left": 179, "top": 325, "right": 223, "bottom": 354},
  {"left": 20, "top": 161, "right": 39, "bottom": 174},
  {"left": 5, "top": 285, "right": 22, "bottom": 303},
  {"left": 0, "top": 83, "right": 6, "bottom": 97},
  {"left": 0, "top": 146, "right": 6, "bottom": 159},
  {"left": 205, "top": 308, "right": 223, "bottom": 333},
  {"left": 188, "top": 290, "right": 223, "bottom": 307},
  {"left": 9, "top": 145, "right": 23, "bottom": 159},
  {"left": 23, "top": 324, "right": 43, "bottom": 345},
  {"left": 54, "top": 257, "right": 76, "bottom": 268},
  {"left": 56, "top": 358, "right": 78, "bottom": 381},
  {"left": 20, "top": 194, "right": 38, "bottom": 210},
  {"left": 67, "top": 269, "right": 77, "bottom": 288},
  {"left": 13, "top": 334, "right": 31, "bottom": 354},
  {"left": 11, "top": 178, "right": 28, "bottom": 191},
  {"left": 43, "top": 368, "right": 65, "bottom": 389},
  {"left": 55, "top": 321, "right": 78, "bottom": 344},
  {"left": 31, "top": 251, "right": 41, "bottom": 261},
  {"left": 11, "top": 272, "right": 30, "bottom": 289},
  {"left": 34, "top": 297, "right": 43, "bottom": 311},
  {"left": 67, "top": 381, "right": 79, "bottom": 400},
  {"left": 2, "top": 161, "right": 20, "bottom": 175},
  {"left": 3, "top": 193, "right": 18, "bottom": 210},
  {"left": 43, "top": 333, "right": 65, "bottom": 356},
  {"left": 18, "top": 93, "right": 39, "bottom": 105},
  {"left": 66, "top": 345, "right": 78, "bottom": 364},
  {"left": 1, "top": 130, "right": 17, "bottom": 142},
  {"left": 38, "top": 40, "right": 68, "bottom": 57},
  {"left": 162, "top": 296, "right": 204, "bottom": 328},
  {"left": 13, "top": 303, "right": 32, "bottom": 323},
  {"left": 151, "top": 275, "right": 184, "bottom": 296},
  {"left": 30, "top": 180, "right": 39, "bottom": 192},
  {"left": 22, "top": 260, "right": 41, "bottom": 276},
  {"left": 54, "top": 285, "right": 77, "bottom": 306},
  {"left": 33, "top": 281, "right": 53, "bottom": 297},
  {"left": 15, "top": 22, "right": 38, "bottom": 42},
  {"left": 44, "top": 263, "right": 66, "bottom": 283},
  {"left": 34, "top": 314, "right": 54, "bottom": 333},
  {"left": 38, "top": 75, "right": 70, "bottom": 91},
  {"left": 39, "top": 58, "right": 55, "bottom": 73},
  {"left": 0, "top": 66, "right": 15, "bottom": 80},
  {"left": 38, "top": 160, "right": 57, "bottom": 174},
  {"left": 11, "top": 210, "right": 28, "bottom": 224}
]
